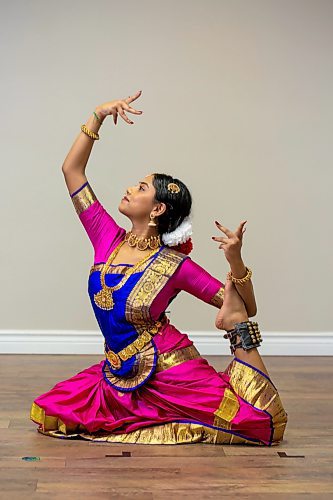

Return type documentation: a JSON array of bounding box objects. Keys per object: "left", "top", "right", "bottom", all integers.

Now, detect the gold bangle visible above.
[
  {"left": 227, "top": 266, "right": 252, "bottom": 286},
  {"left": 80, "top": 124, "right": 99, "bottom": 140}
]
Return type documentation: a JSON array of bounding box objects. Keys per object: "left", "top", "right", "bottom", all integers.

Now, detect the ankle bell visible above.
[{"left": 223, "top": 321, "right": 263, "bottom": 355}]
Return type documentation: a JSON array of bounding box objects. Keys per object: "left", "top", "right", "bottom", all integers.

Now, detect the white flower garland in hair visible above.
[{"left": 161, "top": 215, "right": 193, "bottom": 246}]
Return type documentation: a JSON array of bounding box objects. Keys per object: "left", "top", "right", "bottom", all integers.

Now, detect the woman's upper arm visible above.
[
  {"left": 172, "top": 256, "right": 225, "bottom": 308},
  {"left": 69, "top": 180, "right": 126, "bottom": 261}
]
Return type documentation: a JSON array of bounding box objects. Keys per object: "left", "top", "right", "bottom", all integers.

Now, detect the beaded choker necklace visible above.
[{"left": 124, "top": 231, "right": 162, "bottom": 250}]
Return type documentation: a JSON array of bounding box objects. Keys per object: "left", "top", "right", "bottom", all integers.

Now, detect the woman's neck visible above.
[{"left": 129, "top": 225, "right": 159, "bottom": 240}]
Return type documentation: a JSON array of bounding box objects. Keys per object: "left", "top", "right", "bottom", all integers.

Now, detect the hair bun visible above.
[
  {"left": 161, "top": 216, "right": 193, "bottom": 255},
  {"left": 161, "top": 215, "right": 192, "bottom": 246}
]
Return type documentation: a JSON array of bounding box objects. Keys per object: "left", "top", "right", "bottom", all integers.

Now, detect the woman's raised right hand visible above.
[{"left": 96, "top": 90, "right": 143, "bottom": 126}]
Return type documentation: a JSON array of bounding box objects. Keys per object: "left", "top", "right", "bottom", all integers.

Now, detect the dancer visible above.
[{"left": 30, "top": 91, "right": 288, "bottom": 446}]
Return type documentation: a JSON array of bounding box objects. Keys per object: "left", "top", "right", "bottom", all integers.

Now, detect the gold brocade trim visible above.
[
  {"left": 225, "top": 358, "right": 288, "bottom": 444},
  {"left": 30, "top": 401, "right": 87, "bottom": 435},
  {"left": 34, "top": 420, "right": 261, "bottom": 445},
  {"left": 71, "top": 182, "right": 97, "bottom": 215},
  {"left": 155, "top": 344, "right": 202, "bottom": 372},
  {"left": 90, "top": 262, "right": 153, "bottom": 275},
  {"left": 213, "top": 388, "right": 240, "bottom": 430},
  {"left": 103, "top": 341, "right": 157, "bottom": 390},
  {"left": 125, "top": 247, "right": 188, "bottom": 325},
  {"left": 111, "top": 330, "right": 153, "bottom": 362},
  {"left": 105, "top": 317, "right": 167, "bottom": 366},
  {"left": 102, "top": 341, "right": 201, "bottom": 391},
  {"left": 210, "top": 285, "right": 225, "bottom": 308}
]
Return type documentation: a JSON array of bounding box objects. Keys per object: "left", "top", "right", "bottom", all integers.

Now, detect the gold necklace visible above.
[
  {"left": 124, "top": 231, "right": 161, "bottom": 250},
  {"left": 93, "top": 239, "right": 161, "bottom": 310}
]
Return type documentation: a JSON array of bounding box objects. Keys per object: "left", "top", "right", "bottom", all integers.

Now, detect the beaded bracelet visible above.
[
  {"left": 227, "top": 266, "right": 252, "bottom": 286},
  {"left": 80, "top": 124, "right": 99, "bottom": 140}
]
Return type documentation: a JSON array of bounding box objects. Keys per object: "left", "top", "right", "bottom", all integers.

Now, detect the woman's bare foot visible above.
[
  {"left": 215, "top": 278, "right": 249, "bottom": 331},
  {"left": 215, "top": 279, "right": 270, "bottom": 377}
]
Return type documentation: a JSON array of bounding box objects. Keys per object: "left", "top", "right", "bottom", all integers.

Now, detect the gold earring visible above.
[{"left": 148, "top": 214, "right": 157, "bottom": 227}]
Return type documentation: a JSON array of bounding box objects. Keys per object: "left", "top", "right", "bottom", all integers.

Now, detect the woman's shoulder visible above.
[
  {"left": 160, "top": 245, "right": 191, "bottom": 265},
  {"left": 162, "top": 245, "right": 190, "bottom": 258}
]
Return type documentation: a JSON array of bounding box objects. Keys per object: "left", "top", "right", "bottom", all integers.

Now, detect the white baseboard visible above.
[{"left": 0, "top": 330, "right": 332, "bottom": 355}]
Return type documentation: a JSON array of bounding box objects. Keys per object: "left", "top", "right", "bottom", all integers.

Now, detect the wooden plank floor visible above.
[{"left": 1, "top": 354, "right": 332, "bottom": 499}]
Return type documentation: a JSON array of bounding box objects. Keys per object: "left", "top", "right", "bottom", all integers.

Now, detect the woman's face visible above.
[{"left": 118, "top": 173, "right": 164, "bottom": 221}]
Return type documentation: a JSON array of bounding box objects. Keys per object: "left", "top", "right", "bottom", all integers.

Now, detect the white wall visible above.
[{"left": 1, "top": 0, "right": 332, "bottom": 352}]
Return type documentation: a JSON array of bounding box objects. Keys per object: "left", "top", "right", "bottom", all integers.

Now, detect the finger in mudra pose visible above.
[{"left": 30, "top": 90, "right": 287, "bottom": 446}]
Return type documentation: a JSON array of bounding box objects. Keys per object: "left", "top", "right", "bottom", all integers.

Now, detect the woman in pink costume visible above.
[{"left": 30, "top": 91, "right": 288, "bottom": 446}]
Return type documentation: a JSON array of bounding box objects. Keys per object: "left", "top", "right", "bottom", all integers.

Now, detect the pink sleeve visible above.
[
  {"left": 70, "top": 180, "right": 126, "bottom": 262},
  {"left": 172, "top": 256, "right": 225, "bottom": 308}
]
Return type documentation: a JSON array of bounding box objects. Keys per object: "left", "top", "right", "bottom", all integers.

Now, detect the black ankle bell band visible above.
[{"left": 223, "top": 321, "right": 263, "bottom": 355}]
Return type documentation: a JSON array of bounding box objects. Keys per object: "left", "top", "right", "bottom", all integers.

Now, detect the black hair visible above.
[{"left": 151, "top": 173, "right": 192, "bottom": 235}]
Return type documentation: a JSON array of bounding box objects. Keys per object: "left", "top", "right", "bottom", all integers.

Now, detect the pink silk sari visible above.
[{"left": 30, "top": 181, "right": 288, "bottom": 446}]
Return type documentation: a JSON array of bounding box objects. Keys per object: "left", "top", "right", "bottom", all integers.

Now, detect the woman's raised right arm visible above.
[
  {"left": 60, "top": 93, "right": 143, "bottom": 260},
  {"left": 61, "top": 91, "right": 143, "bottom": 196},
  {"left": 61, "top": 106, "right": 106, "bottom": 195}
]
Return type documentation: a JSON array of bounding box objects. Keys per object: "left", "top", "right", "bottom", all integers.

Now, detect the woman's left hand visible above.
[{"left": 211, "top": 219, "right": 247, "bottom": 263}]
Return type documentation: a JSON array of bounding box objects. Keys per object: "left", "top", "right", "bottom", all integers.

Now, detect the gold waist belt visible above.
[{"left": 104, "top": 316, "right": 168, "bottom": 370}]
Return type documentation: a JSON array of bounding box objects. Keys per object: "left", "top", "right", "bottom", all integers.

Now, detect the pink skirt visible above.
[{"left": 30, "top": 334, "right": 288, "bottom": 446}]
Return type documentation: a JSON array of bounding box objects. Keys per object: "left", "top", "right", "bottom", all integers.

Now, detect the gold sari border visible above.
[
  {"left": 102, "top": 341, "right": 157, "bottom": 391},
  {"left": 70, "top": 182, "right": 97, "bottom": 216},
  {"left": 213, "top": 387, "right": 240, "bottom": 430},
  {"left": 102, "top": 342, "right": 201, "bottom": 392},
  {"left": 31, "top": 404, "right": 267, "bottom": 446},
  {"left": 210, "top": 285, "right": 225, "bottom": 308},
  {"left": 90, "top": 261, "right": 155, "bottom": 276},
  {"left": 225, "top": 357, "right": 288, "bottom": 444},
  {"left": 125, "top": 248, "right": 188, "bottom": 325},
  {"left": 30, "top": 401, "right": 86, "bottom": 435},
  {"left": 155, "top": 344, "right": 202, "bottom": 371}
]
